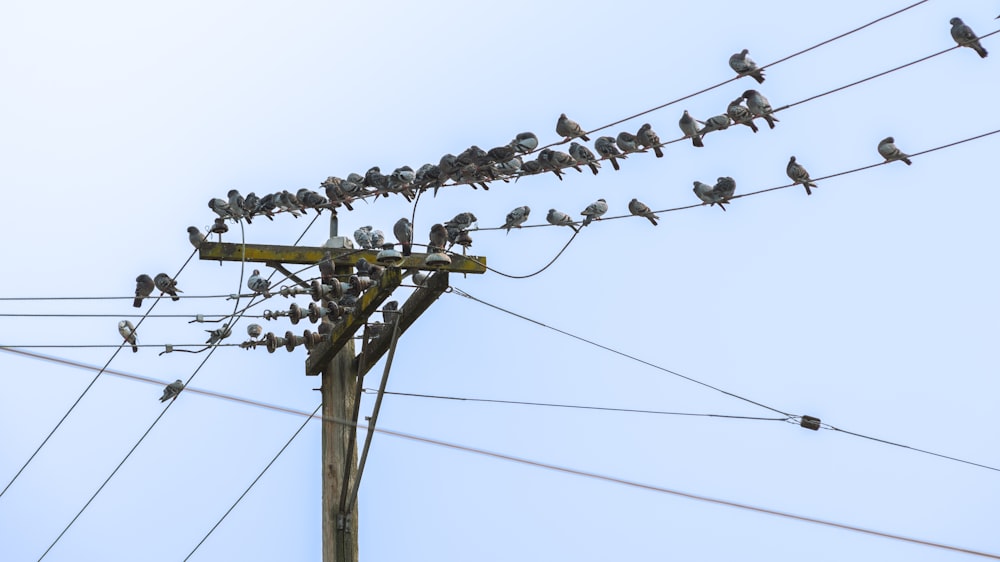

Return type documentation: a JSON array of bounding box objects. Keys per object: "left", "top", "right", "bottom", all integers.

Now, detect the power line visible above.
[{"left": 823, "top": 424, "right": 1000, "bottom": 474}]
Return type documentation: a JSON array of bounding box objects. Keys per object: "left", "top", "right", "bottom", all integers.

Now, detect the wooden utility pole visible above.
[{"left": 198, "top": 228, "right": 486, "bottom": 562}]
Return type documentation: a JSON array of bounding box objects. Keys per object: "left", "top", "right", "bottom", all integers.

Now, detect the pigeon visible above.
[
  {"left": 354, "top": 226, "right": 374, "bottom": 249},
  {"left": 134, "top": 274, "right": 155, "bottom": 308},
  {"left": 950, "top": 17, "right": 988, "bottom": 58},
  {"left": 282, "top": 189, "right": 307, "bottom": 215},
  {"left": 502, "top": 206, "right": 531, "bottom": 233},
  {"left": 729, "top": 49, "right": 766, "bottom": 83},
  {"left": 118, "top": 320, "right": 138, "bottom": 353},
  {"left": 510, "top": 132, "right": 539, "bottom": 154},
  {"left": 556, "top": 113, "right": 590, "bottom": 142},
  {"left": 160, "top": 379, "right": 185, "bottom": 402},
  {"left": 393, "top": 218, "right": 413, "bottom": 256},
  {"left": 594, "top": 136, "right": 625, "bottom": 170},
  {"left": 727, "top": 98, "right": 759, "bottom": 133},
  {"left": 445, "top": 212, "right": 478, "bottom": 232},
  {"left": 546, "top": 209, "right": 579, "bottom": 232},
  {"left": 786, "top": 156, "right": 818, "bottom": 195},
  {"left": 364, "top": 166, "right": 390, "bottom": 196},
  {"left": 580, "top": 199, "right": 609, "bottom": 226},
  {"left": 208, "top": 198, "right": 233, "bottom": 221},
  {"left": 318, "top": 250, "right": 335, "bottom": 284},
  {"left": 370, "top": 229, "right": 385, "bottom": 248},
  {"left": 428, "top": 223, "right": 448, "bottom": 253},
  {"left": 636, "top": 123, "right": 664, "bottom": 157},
  {"left": 298, "top": 188, "right": 331, "bottom": 212},
  {"left": 382, "top": 300, "right": 399, "bottom": 324},
  {"left": 569, "top": 142, "right": 601, "bottom": 175},
  {"left": 518, "top": 159, "right": 544, "bottom": 178},
  {"left": 628, "top": 198, "right": 659, "bottom": 226},
  {"left": 247, "top": 269, "right": 271, "bottom": 298},
  {"left": 679, "top": 111, "right": 704, "bottom": 147},
  {"left": 878, "top": 136, "right": 912, "bottom": 165},
  {"left": 488, "top": 145, "right": 516, "bottom": 164},
  {"left": 699, "top": 114, "right": 732, "bottom": 136},
  {"left": 693, "top": 181, "right": 720, "bottom": 207},
  {"left": 742, "top": 89, "right": 778, "bottom": 129},
  {"left": 154, "top": 273, "right": 182, "bottom": 301},
  {"left": 227, "top": 189, "right": 249, "bottom": 222},
  {"left": 256, "top": 193, "right": 278, "bottom": 219},
  {"left": 205, "top": 323, "right": 231, "bottom": 345},
  {"left": 713, "top": 176, "right": 737, "bottom": 208},
  {"left": 494, "top": 156, "right": 522, "bottom": 178},
  {"left": 187, "top": 226, "right": 206, "bottom": 249},
  {"left": 616, "top": 131, "right": 642, "bottom": 154},
  {"left": 274, "top": 191, "right": 301, "bottom": 218}
]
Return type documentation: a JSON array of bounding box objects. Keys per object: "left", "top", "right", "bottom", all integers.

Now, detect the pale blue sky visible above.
[{"left": 1, "top": 1, "right": 998, "bottom": 560}]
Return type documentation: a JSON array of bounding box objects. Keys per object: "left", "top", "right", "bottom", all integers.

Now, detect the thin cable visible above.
[
  {"left": 365, "top": 389, "right": 793, "bottom": 422},
  {"left": 824, "top": 424, "right": 1000, "bottom": 473},
  {"left": 0, "top": 294, "right": 246, "bottom": 301},
  {"left": 450, "top": 287, "right": 792, "bottom": 417},
  {"left": 0, "top": 344, "right": 245, "bottom": 349},
  {"left": 0, "top": 313, "right": 267, "bottom": 319},
  {"left": 183, "top": 402, "right": 323, "bottom": 562},
  {"left": 451, "top": 227, "right": 581, "bottom": 279}
]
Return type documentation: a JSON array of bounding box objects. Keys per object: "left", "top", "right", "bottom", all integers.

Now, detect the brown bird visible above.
[
  {"left": 556, "top": 113, "right": 590, "bottom": 142},
  {"left": 133, "top": 274, "right": 154, "bottom": 308}
]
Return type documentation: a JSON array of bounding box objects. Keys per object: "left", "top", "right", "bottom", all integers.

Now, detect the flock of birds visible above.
[{"left": 132, "top": 16, "right": 991, "bottom": 400}]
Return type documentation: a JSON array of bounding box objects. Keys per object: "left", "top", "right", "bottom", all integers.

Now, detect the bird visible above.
[
  {"left": 742, "top": 89, "right": 778, "bottom": 129},
  {"left": 370, "top": 229, "right": 385, "bottom": 248},
  {"left": 118, "top": 320, "right": 138, "bottom": 353},
  {"left": 786, "top": 156, "right": 818, "bottom": 196},
  {"left": 502, "top": 206, "right": 531, "bottom": 233},
  {"left": 205, "top": 323, "right": 231, "bottom": 345},
  {"left": 636, "top": 123, "right": 664, "bottom": 157},
  {"left": 247, "top": 269, "right": 271, "bottom": 297},
  {"left": 616, "top": 131, "right": 641, "bottom": 154},
  {"left": 133, "top": 274, "right": 155, "bottom": 308},
  {"left": 713, "top": 176, "right": 736, "bottom": 208},
  {"left": 729, "top": 49, "right": 766, "bottom": 83},
  {"left": 556, "top": 113, "right": 590, "bottom": 142},
  {"left": 354, "top": 226, "right": 373, "bottom": 249},
  {"left": 208, "top": 198, "right": 233, "bottom": 221},
  {"left": 594, "top": 136, "right": 625, "bottom": 171},
  {"left": 699, "top": 114, "right": 732, "bottom": 136},
  {"left": 428, "top": 223, "right": 448, "bottom": 253},
  {"left": 727, "top": 98, "right": 759, "bottom": 133},
  {"left": 154, "top": 273, "right": 182, "bottom": 301},
  {"left": 243, "top": 192, "right": 267, "bottom": 220},
  {"left": 510, "top": 132, "right": 539, "bottom": 154},
  {"left": 950, "top": 17, "right": 988, "bottom": 58},
  {"left": 393, "top": 218, "right": 413, "bottom": 256},
  {"left": 160, "top": 379, "right": 185, "bottom": 402},
  {"left": 381, "top": 301, "right": 399, "bottom": 325},
  {"left": 678, "top": 111, "right": 704, "bottom": 147},
  {"left": 318, "top": 250, "right": 335, "bottom": 284},
  {"left": 187, "top": 226, "right": 206, "bottom": 249},
  {"left": 444, "top": 212, "right": 478, "bottom": 232},
  {"left": 569, "top": 142, "right": 601, "bottom": 174},
  {"left": 546, "top": 209, "right": 579, "bottom": 232},
  {"left": 693, "top": 181, "right": 721, "bottom": 208},
  {"left": 488, "top": 145, "right": 516, "bottom": 164},
  {"left": 628, "top": 198, "right": 659, "bottom": 226},
  {"left": 580, "top": 199, "right": 608, "bottom": 226},
  {"left": 227, "top": 189, "right": 249, "bottom": 222},
  {"left": 877, "top": 137, "right": 912, "bottom": 165},
  {"left": 274, "top": 191, "right": 301, "bottom": 218}
]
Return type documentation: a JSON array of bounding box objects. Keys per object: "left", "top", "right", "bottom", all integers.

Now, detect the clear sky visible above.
[{"left": 1, "top": 1, "right": 998, "bottom": 560}]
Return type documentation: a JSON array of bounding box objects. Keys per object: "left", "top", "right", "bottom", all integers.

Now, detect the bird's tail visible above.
[
  {"left": 646, "top": 216, "right": 658, "bottom": 226},
  {"left": 133, "top": 298, "right": 142, "bottom": 308},
  {"left": 610, "top": 157, "right": 620, "bottom": 171},
  {"left": 752, "top": 71, "right": 765, "bottom": 84},
  {"left": 975, "top": 44, "right": 988, "bottom": 58},
  {"left": 692, "top": 136, "right": 704, "bottom": 148},
  {"left": 580, "top": 134, "right": 591, "bottom": 142},
  {"left": 653, "top": 146, "right": 664, "bottom": 157}
]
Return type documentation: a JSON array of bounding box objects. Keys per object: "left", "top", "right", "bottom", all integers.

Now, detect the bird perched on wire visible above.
[
  {"left": 247, "top": 269, "right": 271, "bottom": 298},
  {"left": 742, "top": 90, "right": 778, "bottom": 129},
  {"left": 877, "top": 137, "right": 912, "bottom": 165},
  {"left": 628, "top": 198, "right": 659, "bottom": 226},
  {"left": 428, "top": 223, "right": 448, "bottom": 253},
  {"left": 636, "top": 123, "right": 664, "bottom": 157},
  {"left": 729, "top": 49, "right": 765, "bottom": 83},
  {"left": 699, "top": 114, "right": 732, "bottom": 137},
  {"left": 318, "top": 250, "right": 335, "bottom": 284},
  {"left": 546, "top": 209, "right": 579, "bottom": 232},
  {"left": 160, "top": 379, "right": 185, "bottom": 403},
  {"left": 227, "top": 189, "right": 249, "bottom": 223},
  {"left": 580, "top": 199, "right": 608, "bottom": 226},
  {"left": 154, "top": 273, "right": 182, "bottom": 301},
  {"left": 118, "top": 320, "right": 138, "bottom": 353},
  {"left": 950, "top": 17, "right": 988, "bottom": 58},
  {"left": 594, "top": 136, "right": 625, "bottom": 171},
  {"left": 616, "top": 131, "right": 641, "bottom": 154},
  {"left": 274, "top": 191, "right": 301, "bottom": 218},
  {"left": 693, "top": 181, "right": 720, "bottom": 208},
  {"left": 510, "top": 132, "right": 539, "bottom": 154},
  {"left": 569, "top": 142, "right": 601, "bottom": 175},
  {"left": 713, "top": 176, "right": 736, "bottom": 208},
  {"left": 205, "top": 323, "right": 232, "bottom": 345},
  {"left": 354, "top": 226, "right": 373, "bottom": 249},
  {"left": 502, "top": 206, "right": 531, "bottom": 233},
  {"left": 393, "top": 218, "right": 413, "bottom": 256},
  {"left": 786, "top": 156, "right": 818, "bottom": 196},
  {"left": 208, "top": 198, "right": 233, "bottom": 221},
  {"left": 556, "top": 113, "right": 590, "bottom": 142},
  {"left": 445, "top": 212, "right": 478, "bottom": 232},
  {"left": 370, "top": 229, "right": 385, "bottom": 248},
  {"left": 727, "top": 98, "right": 759, "bottom": 133},
  {"left": 678, "top": 111, "right": 703, "bottom": 147},
  {"left": 134, "top": 274, "right": 155, "bottom": 308},
  {"left": 187, "top": 226, "right": 206, "bottom": 249}
]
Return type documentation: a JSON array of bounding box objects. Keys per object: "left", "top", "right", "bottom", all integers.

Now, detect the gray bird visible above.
[
  {"left": 742, "top": 89, "right": 778, "bottom": 129},
  {"left": 878, "top": 136, "right": 912, "bottom": 165},
  {"left": 510, "top": 132, "right": 539, "bottom": 154},
  {"left": 693, "top": 181, "right": 720, "bottom": 207},
  {"left": 208, "top": 198, "right": 233, "bottom": 220},
  {"left": 160, "top": 379, "right": 185, "bottom": 402},
  {"left": 255, "top": 193, "right": 277, "bottom": 219},
  {"left": 594, "top": 136, "right": 626, "bottom": 170},
  {"left": 187, "top": 226, "right": 206, "bottom": 249},
  {"left": 428, "top": 223, "right": 448, "bottom": 253},
  {"left": 393, "top": 218, "right": 413, "bottom": 256},
  {"left": 628, "top": 198, "right": 659, "bottom": 226},
  {"left": 713, "top": 176, "right": 736, "bottom": 209},
  {"left": 370, "top": 229, "right": 385, "bottom": 248},
  {"left": 950, "top": 17, "right": 988, "bottom": 58},
  {"left": 502, "top": 206, "right": 531, "bottom": 233},
  {"left": 727, "top": 98, "right": 759, "bottom": 133},
  {"left": 205, "top": 323, "right": 231, "bottom": 345},
  {"left": 318, "top": 250, "right": 335, "bottom": 284},
  {"left": 546, "top": 209, "right": 579, "bottom": 232},
  {"left": 118, "top": 320, "right": 138, "bottom": 353},
  {"left": 556, "top": 113, "right": 590, "bottom": 142},
  {"left": 298, "top": 188, "right": 330, "bottom": 212},
  {"left": 382, "top": 301, "right": 399, "bottom": 325},
  {"left": 729, "top": 49, "right": 766, "bottom": 83},
  {"left": 134, "top": 274, "right": 154, "bottom": 308},
  {"left": 227, "top": 189, "right": 249, "bottom": 222},
  {"left": 786, "top": 156, "right": 818, "bottom": 196},
  {"left": 679, "top": 111, "right": 704, "bottom": 147},
  {"left": 580, "top": 199, "right": 609, "bottom": 226},
  {"left": 364, "top": 166, "right": 390, "bottom": 196},
  {"left": 247, "top": 269, "right": 271, "bottom": 298},
  {"left": 569, "top": 142, "right": 601, "bottom": 174},
  {"left": 274, "top": 191, "right": 302, "bottom": 218},
  {"left": 488, "top": 145, "right": 516, "bottom": 164},
  {"left": 637, "top": 123, "right": 665, "bottom": 157},
  {"left": 616, "top": 131, "right": 641, "bottom": 154},
  {"left": 154, "top": 273, "right": 182, "bottom": 301},
  {"left": 699, "top": 114, "right": 732, "bottom": 136},
  {"left": 354, "top": 226, "right": 374, "bottom": 249},
  {"left": 445, "top": 212, "right": 478, "bottom": 231},
  {"left": 243, "top": 192, "right": 266, "bottom": 221}
]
